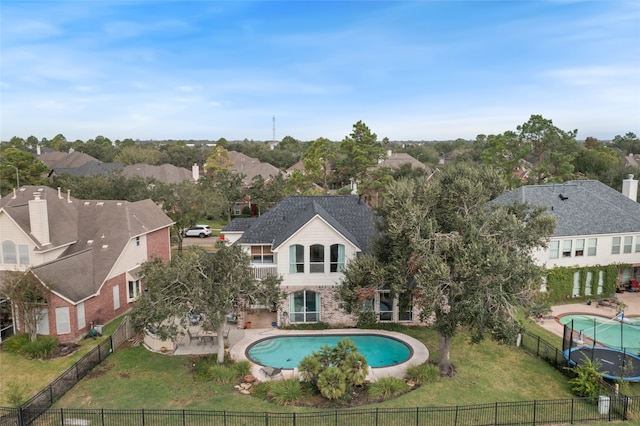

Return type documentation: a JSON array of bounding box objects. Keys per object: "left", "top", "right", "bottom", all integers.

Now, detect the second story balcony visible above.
[{"left": 252, "top": 264, "right": 278, "bottom": 280}]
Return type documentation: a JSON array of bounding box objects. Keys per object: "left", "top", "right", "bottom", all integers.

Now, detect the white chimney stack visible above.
[
  {"left": 622, "top": 174, "right": 638, "bottom": 202},
  {"left": 29, "top": 192, "right": 51, "bottom": 245},
  {"left": 192, "top": 163, "right": 200, "bottom": 182}
]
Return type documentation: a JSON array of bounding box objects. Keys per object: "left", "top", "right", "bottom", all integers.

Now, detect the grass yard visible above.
[
  {"left": 0, "top": 335, "right": 105, "bottom": 406},
  {"left": 0, "top": 316, "right": 123, "bottom": 407},
  {"left": 53, "top": 325, "right": 576, "bottom": 411}
]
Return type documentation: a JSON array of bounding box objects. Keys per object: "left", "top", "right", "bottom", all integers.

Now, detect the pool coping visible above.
[{"left": 229, "top": 328, "right": 429, "bottom": 382}]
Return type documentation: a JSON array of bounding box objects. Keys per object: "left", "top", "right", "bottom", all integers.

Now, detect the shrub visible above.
[
  {"left": 2, "top": 334, "right": 58, "bottom": 359},
  {"left": 283, "top": 322, "right": 330, "bottom": 330},
  {"left": 340, "top": 352, "right": 368, "bottom": 386},
  {"left": 1, "top": 333, "right": 30, "bottom": 354},
  {"left": 368, "top": 377, "right": 409, "bottom": 399},
  {"left": 234, "top": 360, "right": 252, "bottom": 377},
  {"left": 251, "top": 381, "right": 270, "bottom": 399},
  {"left": 317, "top": 366, "right": 347, "bottom": 400},
  {"left": 208, "top": 364, "right": 239, "bottom": 384},
  {"left": 267, "top": 379, "right": 302, "bottom": 406},
  {"left": 298, "top": 355, "right": 321, "bottom": 383},
  {"left": 404, "top": 362, "right": 439, "bottom": 385},
  {"left": 356, "top": 309, "right": 378, "bottom": 329},
  {"left": 567, "top": 359, "right": 603, "bottom": 398},
  {"left": 5, "top": 381, "right": 28, "bottom": 407},
  {"left": 23, "top": 336, "right": 58, "bottom": 359}
]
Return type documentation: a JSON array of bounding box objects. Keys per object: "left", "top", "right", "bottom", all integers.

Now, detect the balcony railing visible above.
[{"left": 252, "top": 264, "right": 278, "bottom": 279}]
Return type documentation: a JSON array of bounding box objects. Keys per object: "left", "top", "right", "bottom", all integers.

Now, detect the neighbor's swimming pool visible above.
[
  {"left": 559, "top": 314, "right": 640, "bottom": 353},
  {"left": 246, "top": 334, "right": 412, "bottom": 369}
]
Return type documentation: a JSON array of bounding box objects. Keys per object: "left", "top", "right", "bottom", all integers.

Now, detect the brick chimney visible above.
[
  {"left": 622, "top": 174, "right": 638, "bottom": 202},
  {"left": 29, "top": 191, "right": 51, "bottom": 245}
]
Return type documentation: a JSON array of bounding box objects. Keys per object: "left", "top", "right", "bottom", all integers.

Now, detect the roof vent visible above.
[
  {"left": 558, "top": 194, "right": 569, "bottom": 201},
  {"left": 84, "top": 201, "right": 90, "bottom": 206},
  {"left": 87, "top": 240, "right": 94, "bottom": 244},
  {"left": 97, "top": 202, "right": 104, "bottom": 206}
]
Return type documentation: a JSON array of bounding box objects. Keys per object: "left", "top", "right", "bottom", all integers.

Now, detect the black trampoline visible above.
[{"left": 564, "top": 346, "right": 640, "bottom": 382}]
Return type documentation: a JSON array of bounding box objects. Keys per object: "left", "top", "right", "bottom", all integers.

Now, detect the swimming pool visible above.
[
  {"left": 559, "top": 314, "right": 640, "bottom": 353},
  {"left": 246, "top": 334, "right": 412, "bottom": 369}
]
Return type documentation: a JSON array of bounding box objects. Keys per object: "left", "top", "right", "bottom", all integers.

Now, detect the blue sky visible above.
[{"left": 1, "top": 1, "right": 639, "bottom": 142}]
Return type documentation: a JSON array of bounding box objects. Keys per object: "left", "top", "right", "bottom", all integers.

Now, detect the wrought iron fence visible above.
[{"left": 2, "top": 397, "right": 630, "bottom": 426}]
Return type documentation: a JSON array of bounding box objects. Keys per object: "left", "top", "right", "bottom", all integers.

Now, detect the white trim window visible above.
[
  {"left": 612, "top": 237, "right": 621, "bottom": 255},
  {"left": 113, "top": 286, "right": 120, "bottom": 310},
  {"left": 127, "top": 279, "right": 142, "bottom": 302},
  {"left": 330, "top": 244, "right": 345, "bottom": 272},
  {"left": 77, "top": 302, "right": 86, "bottom": 329},
  {"left": 562, "top": 240, "right": 572, "bottom": 258},
  {"left": 587, "top": 238, "right": 597, "bottom": 256},
  {"left": 309, "top": 244, "right": 324, "bottom": 273},
  {"left": 636, "top": 236, "right": 640, "bottom": 253},
  {"left": 290, "top": 290, "right": 320, "bottom": 323},
  {"left": 289, "top": 244, "right": 304, "bottom": 273},
  {"left": 55, "top": 307, "right": 71, "bottom": 335},
  {"left": 378, "top": 291, "right": 393, "bottom": 322},
  {"left": 2, "top": 241, "right": 16, "bottom": 264},
  {"left": 574, "top": 239, "right": 584, "bottom": 257},
  {"left": 549, "top": 241, "right": 560, "bottom": 259},
  {"left": 398, "top": 291, "right": 413, "bottom": 321},
  {"left": 623, "top": 236, "right": 633, "bottom": 254}
]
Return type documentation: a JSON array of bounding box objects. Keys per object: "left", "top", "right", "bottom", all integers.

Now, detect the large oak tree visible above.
[
  {"left": 131, "top": 245, "right": 283, "bottom": 363},
  {"left": 338, "top": 163, "right": 555, "bottom": 376}
]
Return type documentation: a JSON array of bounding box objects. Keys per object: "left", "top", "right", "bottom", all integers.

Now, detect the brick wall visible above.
[
  {"left": 146, "top": 227, "right": 171, "bottom": 263},
  {"left": 40, "top": 274, "right": 131, "bottom": 343}
]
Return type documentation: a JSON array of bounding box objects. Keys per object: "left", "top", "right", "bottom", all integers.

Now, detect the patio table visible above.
[{"left": 199, "top": 330, "right": 217, "bottom": 347}]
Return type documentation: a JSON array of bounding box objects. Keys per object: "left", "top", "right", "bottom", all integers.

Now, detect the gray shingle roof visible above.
[
  {"left": 492, "top": 180, "right": 640, "bottom": 237},
  {"left": 38, "top": 151, "right": 99, "bottom": 169},
  {"left": 122, "top": 163, "right": 194, "bottom": 184},
  {"left": 229, "top": 195, "right": 375, "bottom": 252},
  {"left": 228, "top": 151, "right": 281, "bottom": 185},
  {"left": 54, "top": 161, "right": 123, "bottom": 177},
  {"left": 1, "top": 186, "right": 174, "bottom": 302}
]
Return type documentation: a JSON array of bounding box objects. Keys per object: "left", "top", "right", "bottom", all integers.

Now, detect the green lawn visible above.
[
  {"left": 53, "top": 326, "right": 576, "bottom": 411},
  {"left": 4, "top": 315, "right": 638, "bottom": 425},
  {"left": 0, "top": 316, "right": 124, "bottom": 407},
  {"left": 0, "top": 334, "right": 107, "bottom": 406}
]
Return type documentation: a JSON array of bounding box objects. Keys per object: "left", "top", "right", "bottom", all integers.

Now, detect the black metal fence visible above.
[{"left": 1, "top": 397, "right": 631, "bottom": 426}]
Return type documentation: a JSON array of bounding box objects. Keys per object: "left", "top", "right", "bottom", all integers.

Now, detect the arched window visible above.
[
  {"left": 330, "top": 244, "right": 345, "bottom": 272},
  {"left": 290, "top": 290, "right": 320, "bottom": 323},
  {"left": 309, "top": 244, "right": 324, "bottom": 273},
  {"left": 2, "top": 241, "right": 17, "bottom": 264},
  {"left": 289, "top": 244, "right": 304, "bottom": 273}
]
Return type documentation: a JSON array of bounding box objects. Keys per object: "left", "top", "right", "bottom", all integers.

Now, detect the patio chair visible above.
[
  {"left": 630, "top": 280, "right": 640, "bottom": 292},
  {"left": 260, "top": 366, "right": 283, "bottom": 380},
  {"left": 595, "top": 296, "right": 610, "bottom": 308},
  {"left": 186, "top": 328, "right": 200, "bottom": 345}
]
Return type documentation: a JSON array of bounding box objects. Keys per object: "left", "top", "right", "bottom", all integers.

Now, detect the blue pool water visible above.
[
  {"left": 246, "top": 334, "right": 412, "bottom": 369},
  {"left": 559, "top": 314, "right": 640, "bottom": 353}
]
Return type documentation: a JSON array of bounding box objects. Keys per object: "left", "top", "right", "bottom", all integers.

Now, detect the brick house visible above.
[
  {"left": 222, "top": 195, "right": 422, "bottom": 328},
  {"left": 0, "top": 186, "right": 173, "bottom": 342}
]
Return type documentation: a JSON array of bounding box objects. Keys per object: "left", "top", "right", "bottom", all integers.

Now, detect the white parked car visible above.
[{"left": 183, "top": 224, "right": 212, "bottom": 238}]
